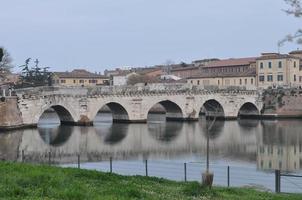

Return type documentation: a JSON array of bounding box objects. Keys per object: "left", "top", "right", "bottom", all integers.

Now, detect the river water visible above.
[{"left": 1, "top": 112, "right": 302, "bottom": 193}]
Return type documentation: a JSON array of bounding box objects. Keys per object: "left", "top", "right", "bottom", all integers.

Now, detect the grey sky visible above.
[{"left": 0, "top": 0, "right": 301, "bottom": 73}]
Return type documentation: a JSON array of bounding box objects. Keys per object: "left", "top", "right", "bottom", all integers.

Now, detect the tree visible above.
[
  {"left": 127, "top": 73, "right": 158, "bottom": 85},
  {"left": 17, "top": 58, "right": 52, "bottom": 88},
  {"left": 279, "top": 0, "right": 302, "bottom": 46},
  {"left": 0, "top": 47, "right": 13, "bottom": 79}
]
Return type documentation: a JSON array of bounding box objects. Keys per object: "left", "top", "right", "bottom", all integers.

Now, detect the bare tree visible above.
[
  {"left": 0, "top": 47, "right": 13, "bottom": 79},
  {"left": 279, "top": 0, "right": 302, "bottom": 46},
  {"left": 127, "top": 73, "right": 158, "bottom": 85}
]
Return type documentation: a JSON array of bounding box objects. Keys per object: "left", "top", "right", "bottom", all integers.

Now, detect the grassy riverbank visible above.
[{"left": 0, "top": 162, "right": 301, "bottom": 200}]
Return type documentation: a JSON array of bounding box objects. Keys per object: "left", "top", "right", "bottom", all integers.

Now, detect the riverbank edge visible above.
[{"left": 0, "top": 162, "right": 301, "bottom": 200}]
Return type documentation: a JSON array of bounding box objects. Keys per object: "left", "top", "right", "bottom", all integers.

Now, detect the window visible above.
[
  {"left": 279, "top": 161, "right": 282, "bottom": 169},
  {"left": 268, "top": 62, "right": 272, "bottom": 69},
  {"left": 73, "top": 80, "right": 76, "bottom": 83},
  {"left": 267, "top": 75, "right": 273, "bottom": 82},
  {"left": 277, "top": 75, "right": 283, "bottom": 81},
  {"left": 251, "top": 78, "right": 254, "bottom": 84},
  {"left": 79, "top": 80, "right": 84, "bottom": 83},
  {"left": 260, "top": 62, "right": 264, "bottom": 69},
  {"left": 239, "top": 79, "right": 242, "bottom": 85},
  {"left": 245, "top": 79, "right": 247, "bottom": 85},
  {"left": 60, "top": 79, "right": 66, "bottom": 83},
  {"left": 269, "top": 161, "right": 272, "bottom": 169},
  {"left": 218, "top": 80, "right": 220, "bottom": 85},
  {"left": 197, "top": 80, "right": 200, "bottom": 85},
  {"left": 294, "top": 61, "right": 297, "bottom": 68},
  {"left": 294, "top": 75, "right": 297, "bottom": 82},
  {"left": 259, "top": 75, "right": 265, "bottom": 82},
  {"left": 278, "top": 61, "right": 282, "bottom": 68},
  {"left": 260, "top": 160, "right": 264, "bottom": 168},
  {"left": 190, "top": 80, "right": 193, "bottom": 84},
  {"left": 300, "top": 76, "right": 302, "bottom": 82}
]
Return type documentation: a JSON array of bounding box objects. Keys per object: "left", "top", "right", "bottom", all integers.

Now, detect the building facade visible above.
[
  {"left": 53, "top": 69, "right": 109, "bottom": 87},
  {"left": 187, "top": 57, "right": 257, "bottom": 89},
  {"left": 256, "top": 53, "right": 302, "bottom": 89}
]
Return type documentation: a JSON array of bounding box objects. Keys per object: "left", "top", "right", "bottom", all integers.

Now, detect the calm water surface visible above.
[{"left": 1, "top": 112, "right": 302, "bottom": 192}]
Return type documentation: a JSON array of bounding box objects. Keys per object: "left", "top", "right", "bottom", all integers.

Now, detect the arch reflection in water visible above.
[
  {"left": 38, "top": 125, "right": 73, "bottom": 147},
  {"left": 199, "top": 117, "right": 225, "bottom": 139},
  {"left": 148, "top": 120, "right": 183, "bottom": 142},
  {"left": 238, "top": 119, "right": 260, "bottom": 132},
  {"left": 94, "top": 123, "right": 128, "bottom": 145}
]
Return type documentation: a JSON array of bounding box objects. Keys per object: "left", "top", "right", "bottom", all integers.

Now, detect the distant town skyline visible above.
[{"left": 1, "top": 0, "right": 301, "bottom": 73}]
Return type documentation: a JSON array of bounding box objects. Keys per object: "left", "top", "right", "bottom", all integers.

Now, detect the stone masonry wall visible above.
[
  {"left": 0, "top": 97, "right": 23, "bottom": 129},
  {"left": 262, "top": 88, "right": 302, "bottom": 117}
]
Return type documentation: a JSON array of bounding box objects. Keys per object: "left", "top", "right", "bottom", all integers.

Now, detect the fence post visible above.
[
  {"left": 184, "top": 163, "right": 187, "bottom": 182},
  {"left": 77, "top": 154, "right": 80, "bottom": 169},
  {"left": 275, "top": 170, "right": 281, "bottom": 193},
  {"left": 145, "top": 160, "right": 148, "bottom": 177},
  {"left": 110, "top": 157, "right": 112, "bottom": 173},
  {"left": 21, "top": 150, "right": 24, "bottom": 162},
  {"left": 48, "top": 151, "right": 51, "bottom": 165},
  {"left": 227, "top": 166, "right": 230, "bottom": 187}
]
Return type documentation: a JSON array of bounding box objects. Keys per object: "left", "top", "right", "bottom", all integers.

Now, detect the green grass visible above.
[{"left": 0, "top": 162, "right": 301, "bottom": 200}]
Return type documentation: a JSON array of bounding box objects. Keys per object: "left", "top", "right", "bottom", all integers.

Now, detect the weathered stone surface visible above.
[
  {"left": 0, "top": 97, "right": 23, "bottom": 129},
  {"left": 0, "top": 84, "right": 263, "bottom": 129}
]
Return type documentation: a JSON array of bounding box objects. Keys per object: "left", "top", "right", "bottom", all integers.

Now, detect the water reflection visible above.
[
  {"left": 199, "top": 118, "right": 225, "bottom": 139},
  {"left": 257, "top": 120, "right": 302, "bottom": 172},
  {"left": 38, "top": 125, "right": 73, "bottom": 147},
  {"left": 94, "top": 123, "right": 128, "bottom": 145},
  {"left": 1, "top": 112, "right": 302, "bottom": 172},
  {"left": 148, "top": 121, "right": 183, "bottom": 142}
]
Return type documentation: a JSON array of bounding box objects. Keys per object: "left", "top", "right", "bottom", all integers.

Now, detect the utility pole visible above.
[{"left": 202, "top": 102, "right": 219, "bottom": 188}]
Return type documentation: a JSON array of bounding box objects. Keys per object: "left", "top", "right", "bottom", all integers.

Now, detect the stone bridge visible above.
[
  {"left": 7, "top": 84, "right": 263, "bottom": 128},
  {"left": 0, "top": 84, "right": 262, "bottom": 127}
]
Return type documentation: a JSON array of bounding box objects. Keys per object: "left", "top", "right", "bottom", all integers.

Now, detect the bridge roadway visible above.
[{"left": 12, "top": 84, "right": 263, "bottom": 127}]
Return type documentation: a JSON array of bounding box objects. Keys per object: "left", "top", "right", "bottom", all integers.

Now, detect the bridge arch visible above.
[
  {"left": 237, "top": 102, "right": 260, "bottom": 118},
  {"left": 200, "top": 99, "right": 225, "bottom": 119},
  {"left": 147, "top": 100, "right": 184, "bottom": 121},
  {"left": 37, "top": 105, "right": 76, "bottom": 125},
  {"left": 93, "top": 102, "right": 130, "bottom": 123}
]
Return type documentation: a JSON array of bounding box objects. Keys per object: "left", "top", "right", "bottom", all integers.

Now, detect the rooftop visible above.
[
  {"left": 54, "top": 69, "right": 108, "bottom": 79},
  {"left": 204, "top": 57, "right": 257, "bottom": 68},
  {"left": 188, "top": 67, "right": 256, "bottom": 79}
]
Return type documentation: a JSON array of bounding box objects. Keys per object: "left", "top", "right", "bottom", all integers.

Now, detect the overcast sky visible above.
[{"left": 0, "top": 0, "right": 301, "bottom": 73}]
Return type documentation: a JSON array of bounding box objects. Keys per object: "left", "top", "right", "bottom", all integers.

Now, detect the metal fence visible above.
[{"left": 20, "top": 151, "right": 302, "bottom": 194}]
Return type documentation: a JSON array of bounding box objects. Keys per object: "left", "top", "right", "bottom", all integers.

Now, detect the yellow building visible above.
[
  {"left": 52, "top": 69, "right": 109, "bottom": 87},
  {"left": 187, "top": 57, "right": 257, "bottom": 90},
  {"left": 256, "top": 53, "right": 302, "bottom": 89}
]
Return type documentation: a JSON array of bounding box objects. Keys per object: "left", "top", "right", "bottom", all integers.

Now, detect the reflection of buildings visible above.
[{"left": 257, "top": 120, "right": 302, "bottom": 172}]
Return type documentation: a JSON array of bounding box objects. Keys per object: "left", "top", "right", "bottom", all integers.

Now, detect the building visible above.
[
  {"left": 256, "top": 53, "right": 302, "bottom": 89},
  {"left": 52, "top": 69, "right": 109, "bottom": 87},
  {"left": 187, "top": 57, "right": 257, "bottom": 89},
  {"left": 170, "top": 64, "right": 201, "bottom": 79}
]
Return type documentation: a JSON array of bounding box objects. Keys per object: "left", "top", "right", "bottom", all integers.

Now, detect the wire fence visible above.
[{"left": 20, "top": 151, "right": 302, "bottom": 194}]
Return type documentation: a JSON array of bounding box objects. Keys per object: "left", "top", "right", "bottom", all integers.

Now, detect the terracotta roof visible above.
[
  {"left": 204, "top": 57, "right": 257, "bottom": 68},
  {"left": 289, "top": 50, "right": 302, "bottom": 55},
  {"left": 170, "top": 64, "right": 199, "bottom": 72},
  {"left": 188, "top": 68, "right": 256, "bottom": 79},
  {"left": 54, "top": 69, "right": 108, "bottom": 79},
  {"left": 256, "top": 53, "right": 299, "bottom": 60}
]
